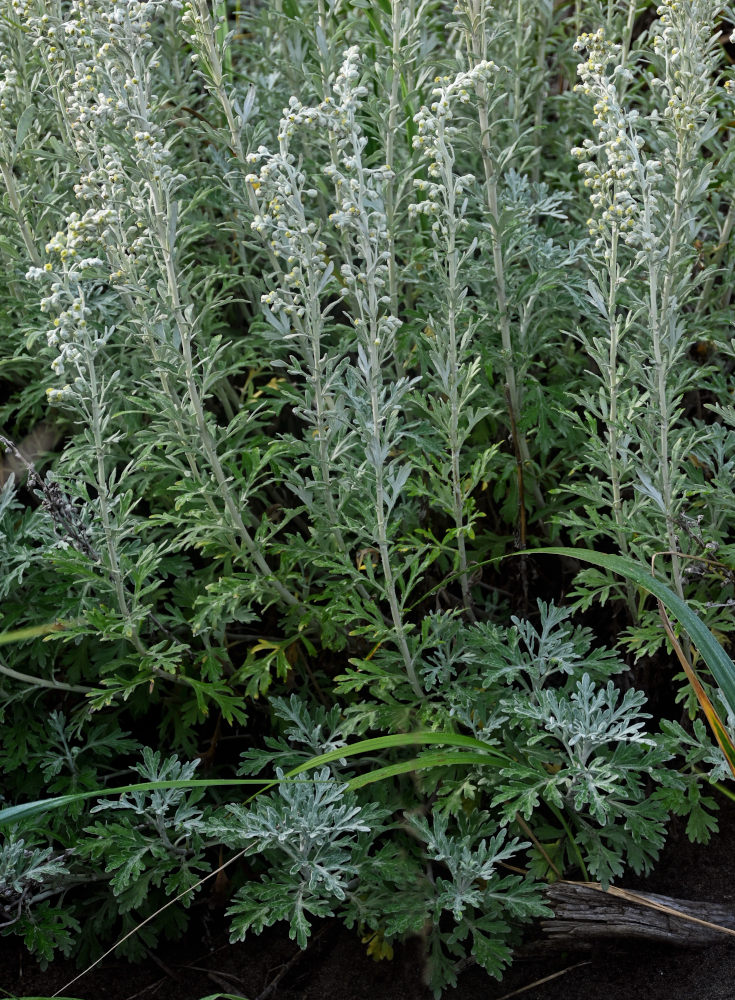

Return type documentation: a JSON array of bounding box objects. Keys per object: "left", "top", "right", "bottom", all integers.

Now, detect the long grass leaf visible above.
[
  {"left": 347, "top": 750, "right": 499, "bottom": 790},
  {"left": 0, "top": 733, "right": 507, "bottom": 827},
  {"left": 529, "top": 547, "right": 735, "bottom": 772},
  {"left": 529, "top": 547, "right": 735, "bottom": 714}
]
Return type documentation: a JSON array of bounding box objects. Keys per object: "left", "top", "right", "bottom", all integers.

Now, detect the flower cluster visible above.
[
  {"left": 653, "top": 0, "right": 716, "bottom": 135},
  {"left": 25, "top": 258, "right": 109, "bottom": 405},
  {"left": 246, "top": 47, "right": 397, "bottom": 338},
  {"left": 245, "top": 145, "right": 330, "bottom": 324},
  {"left": 0, "top": 66, "right": 19, "bottom": 122},
  {"left": 319, "top": 49, "right": 397, "bottom": 342},
  {"left": 409, "top": 62, "right": 496, "bottom": 235},
  {"left": 0, "top": 6, "right": 34, "bottom": 150},
  {"left": 24, "top": 0, "right": 182, "bottom": 236},
  {"left": 60, "top": 4, "right": 180, "bottom": 191},
  {"left": 571, "top": 29, "right": 661, "bottom": 251},
  {"left": 19, "top": 0, "right": 185, "bottom": 402},
  {"left": 318, "top": 47, "right": 396, "bottom": 243}
]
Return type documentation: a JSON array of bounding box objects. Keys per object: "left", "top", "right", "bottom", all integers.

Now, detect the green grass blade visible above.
[
  {"left": 529, "top": 547, "right": 735, "bottom": 716},
  {"left": 285, "top": 730, "right": 507, "bottom": 778},
  {"left": 198, "top": 995, "right": 252, "bottom": 1000},
  {"left": 347, "top": 750, "right": 500, "bottom": 790},
  {"left": 0, "top": 621, "right": 67, "bottom": 645},
  {"left": 0, "top": 733, "right": 506, "bottom": 827},
  {"left": 0, "top": 779, "right": 271, "bottom": 827}
]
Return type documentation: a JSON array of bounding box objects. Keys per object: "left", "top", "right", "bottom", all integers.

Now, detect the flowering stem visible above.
[
  {"left": 193, "top": 4, "right": 345, "bottom": 557},
  {"left": 444, "top": 184, "right": 475, "bottom": 616},
  {"left": 367, "top": 331, "right": 422, "bottom": 700},
  {"left": 384, "top": 0, "right": 402, "bottom": 318},
  {"left": 149, "top": 184, "right": 299, "bottom": 608},
  {"left": 343, "top": 102, "right": 422, "bottom": 699},
  {"left": 605, "top": 229, "right": 637, "bottom": 618},
  {"left": 475, "top": 93, "right": 544, "bottom": 518},
  {"left": 85, "top": 347, "right": 145, "bottom": 652},
  {"left": 463, "top": 6, "right": 545, "bottom": 521},
  {"left": 648, "top": 137, "right": 686, "bottom": 603}
]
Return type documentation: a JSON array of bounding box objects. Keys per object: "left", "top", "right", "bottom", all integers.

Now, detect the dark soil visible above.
[{"left": 4, "top": 800, "right": 735, "bottom": 1000}]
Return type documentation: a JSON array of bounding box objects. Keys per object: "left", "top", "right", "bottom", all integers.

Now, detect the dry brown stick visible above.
[{"left": 542, "top": 880, "right": 735, "bottom": 947}]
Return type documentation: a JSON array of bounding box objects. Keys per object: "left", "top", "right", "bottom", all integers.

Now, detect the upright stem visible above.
[
  {"left": 127, "top": 10, "right": 299, "bottom": 607},
  {"left": 606, "top": 236, "right": 623, "bottom": 538},
  {"left": 150, "top": 185, "right": 299, "bottom": 608},
  {"left": 306, "top": 264, "right": 341, "bottom": 539},
  {"left": 194, "top": 0, "right": 246, "bottom": 163},
  {"left": 465, "top": 2, "right": 544, "bottom": 519},
  {"left": 646, "top": 142, "right": 685, "bottom": 603},
  {"left": 368, "top": 330, "right": 422, "bottom": 700},
  {"left": 605, "top": 229, "right": 637, "bottom": 618},
  {"left": 444, "top": 188, "right": 475, "bottom": 616},
  {"left": 530, "top": 5, "right": 552, "bottom": 187},
  {"left": 384, "top": 0, "right": 402, "bottom": 318},
  {"left": 349, "top": 132, "right": 422, "bottom": 699},
  {"left": 620, "top": 0, "right": 638, "bottom": 67},
  {"left": 512, "top": 0, "right": 523, "bottom": 146},
  {"left": 475, "top": 86, "right": 545, "bottom": 515},
  {"left": 86, "top": 352, "right": 147, "bottom": 658},
  {"left": 115, "top": 14, "right": 249, "bottom": 560}
]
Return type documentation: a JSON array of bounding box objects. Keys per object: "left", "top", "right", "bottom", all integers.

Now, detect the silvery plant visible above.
[{"left": 0, "top": 0, "right": 733, "bottom": 994}]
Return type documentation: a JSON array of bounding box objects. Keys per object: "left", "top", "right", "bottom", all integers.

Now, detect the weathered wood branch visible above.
[{"left": 541, "top": 881, "right": 735, "bottom": 948}]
